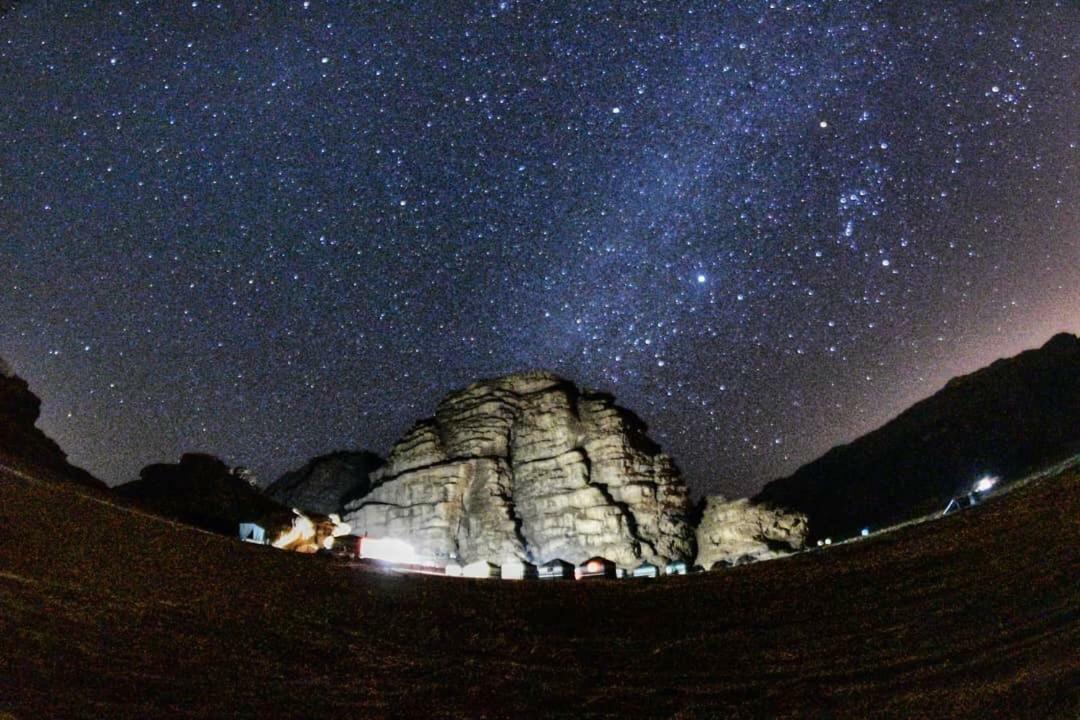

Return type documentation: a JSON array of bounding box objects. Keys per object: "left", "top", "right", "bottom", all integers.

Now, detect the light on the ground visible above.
[{"left": 358, "top": 537, "right": 418, "bottom": 564}]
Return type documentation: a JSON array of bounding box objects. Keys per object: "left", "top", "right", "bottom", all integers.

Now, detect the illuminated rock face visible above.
[
  {"left": 343, "top": 371, "right": 694, "bottom": 568},
  {"left": 694, "top": 497, "right": 807, "bottom": 568}
]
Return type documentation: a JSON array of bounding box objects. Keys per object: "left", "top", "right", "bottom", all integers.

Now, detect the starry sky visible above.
[{"left": 1, "top": 2, "right": 1077, "bottom": 497}]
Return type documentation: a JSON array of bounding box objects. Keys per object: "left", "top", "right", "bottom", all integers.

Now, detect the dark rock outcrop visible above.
[
  {"left": 115, "top": 453, "right": 297, "bottom": 536},
  {"left": 344, "top": 371, "right": 694, "bottom": 568},
  {"left": 756, "top": 333, "right": 1080, "bottom": 541},
  {"left": 0, "top": 356, "right": 104, "bottom": 488},
  {"left": 266, "top": 450, "right": 383, "bottom": 515}
]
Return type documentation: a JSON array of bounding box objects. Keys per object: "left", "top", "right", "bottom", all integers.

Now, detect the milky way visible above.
[{"left": 1, "top": 2, "right": 1077, "bottom": 495}]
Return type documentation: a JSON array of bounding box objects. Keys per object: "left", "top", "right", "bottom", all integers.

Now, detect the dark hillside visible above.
[
  {"left": 0, "top": 359, "right": 104, "bottom": 490},
  {"left": 757, "top": 333, "right": 1080, "bottom": 540},
  {"left": 1, "top": 455, "right": 1076, "bottom": 718}
]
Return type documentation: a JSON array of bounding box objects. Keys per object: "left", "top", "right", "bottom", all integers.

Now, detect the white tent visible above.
[{"left": 238, "top": 522, "right": 267, "bottom": 544}]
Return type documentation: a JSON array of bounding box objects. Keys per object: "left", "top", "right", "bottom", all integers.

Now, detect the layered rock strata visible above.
[
  {"left": 694, "top": 497, "right": 808, "bottom": 568},
  {"left": 344, "top": 371, "right": 693, "bottom": 567}
]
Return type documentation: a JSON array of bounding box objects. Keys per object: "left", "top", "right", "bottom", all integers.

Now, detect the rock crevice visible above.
[{"left": 344, "top": 371, "right": 693, "bottom": 567}]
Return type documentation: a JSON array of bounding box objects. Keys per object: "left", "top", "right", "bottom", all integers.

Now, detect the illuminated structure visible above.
[
  {"left": 462, "top": 560, "right": 501, "bottom": 579},
  {"left": 632, "top": 562, "right": 659, "bottom": 578},
  {"left": 943, "top": 475, "right": 1001, "bottom": 516},
  {"left": 575, "top": 557, "right": 616, "bottom": 580},
  {"left": 538, "top": 559, "right": 575, "bottom": 580},
  {"left": 664, "top": 561, "right": 688, "bottom": 576},
  {"left": 500, "top": 559, "right": 538, "bottom": 580},
  {"left": 238, "top": 522, "right": 267, "bottom": 544}
]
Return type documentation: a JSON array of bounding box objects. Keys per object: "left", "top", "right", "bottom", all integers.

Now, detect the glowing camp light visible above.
[
  {"left": 860, "top": 528, "right": 870, "bottom": 537},
  {"left": 973, "top": 475, "right": 999, "bottom": 493},
  {"left": 358, "top": 537, "right": 418, "bottom": 564}
]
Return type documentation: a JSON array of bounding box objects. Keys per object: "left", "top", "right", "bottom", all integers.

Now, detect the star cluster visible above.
[{"left": 1, "top": 2, "right": 1077, "bottom": 496}]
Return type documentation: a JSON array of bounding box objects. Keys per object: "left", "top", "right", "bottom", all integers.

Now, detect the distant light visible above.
[
  {"left": 696, "top": 273, "right": 706, "bottom": 284},
  {"left": 973, "top": 475, "right": 999, "bottom": 493},
  {"left": 819, "top": 120, "right": 828, "bottom": 128},
  {"left": 860, "top": 528, "right": 870, "bottom": 537},
  {"left": 358, "top": 537, "right": 417, "bottom": 564},
  {"left": 824, "top": 538, "right": 832, "bottom": 545},
  {"left": 611, "top": 106, "right": 621, "bottom": 114}
]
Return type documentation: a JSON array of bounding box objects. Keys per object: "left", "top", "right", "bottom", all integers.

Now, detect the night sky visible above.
[{"left": 1, "top": 2, "right": 1077, "bottom": 497}]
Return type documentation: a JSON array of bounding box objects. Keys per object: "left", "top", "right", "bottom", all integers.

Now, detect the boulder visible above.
[
  {"left": 266, "top": 450, "right": 383, "bottom": 515},
  {"left": 695, "top": 496, "right": 807, "bottom": 568},
  {"left": 344, "top": 371, "right": 694, "bottom": 568}
]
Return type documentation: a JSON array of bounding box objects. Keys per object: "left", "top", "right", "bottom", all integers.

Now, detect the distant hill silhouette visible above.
[
  {"left": 0, "top": 356, "right": 104, "bottom": 489},
  {"left": 266, "top": 450, "right": 383, "bottom": 515},
  {"left": 756, "top": 333, "right": 1080, "bottom": 540},
  {"left": 114, "top": 453, "right": 296, "bottom": 536}
]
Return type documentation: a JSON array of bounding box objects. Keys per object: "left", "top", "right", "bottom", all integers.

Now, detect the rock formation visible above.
[
  {"left": 757, "top": 333, "right": 1080, "bottom": 541},
  {"left": 266, "top": 450, "right": 383, "bottom": 515},
  {"left": 694, "top": 497, "right": 807, "bottom": 568},
  {"left": 115, "top": 453, "right": 298, "bottom": 536},
  {"left": 271, "top": 510, "right": 352, "bottom": 554},
  {"left": 0, "top": 355, "right": 104, "bottom": 488},
  {"left": 344, "top": 371, "right": 694, "bottom": 568}
]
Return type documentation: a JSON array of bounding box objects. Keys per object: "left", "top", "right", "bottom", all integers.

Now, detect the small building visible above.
[
  {"left": 501, "top": 559, "right": 538, "bottom": 580},
  {"left": 631, "top": 562, "right": 660, "bottom": 578},
  {"left": 238, "top": 522, "right": 267, "bottom": 544},
  {"left": 664, "top": 561, "right": 688, "bottom": 576},
  {"left": 462, "top": 560, "right": 501, "bottom": 579},
  {"left": 575, "top": 556, "right": 617, "bottom": 580},
  {"left": 537, "top": 559, "right": 575, "bottom": 580}
]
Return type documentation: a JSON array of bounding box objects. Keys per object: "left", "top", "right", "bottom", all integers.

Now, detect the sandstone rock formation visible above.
[
  {"left": 0, "top": 355, "right": 104, "bottom": 488},
  {"left": 694, "top": 497, "right": 808, "bottom": 568},
  {"left": 270, "top": 510, "right": 352, "bottom": 554},
  {"left": 344, "top": 371, "right": 694, "bottom": 568},
  {"left": 266, "top": 450, "right": 383, "bottom": 515}
]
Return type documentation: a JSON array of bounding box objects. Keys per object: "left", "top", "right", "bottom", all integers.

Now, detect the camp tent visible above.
[
  {"left": 537, "top": 559, "right": 575, "bottom": 580},
  {"left": 238, "top": 522, "right": 267, "bottom": 544},
  {"left": 575, "top": 556, "right": 617, "bottom": 580},
  {"left": 462, "top": 560, "right": 501, "bottom": 579},
  {"left": 501, "top": 559, "right": 538, "bottom": 580},
  {"left": 664, "top": 561, "right": 688, "bottom": 576},
  {"left": 632, "top": 562, "right": 660, "bottom": 578}
]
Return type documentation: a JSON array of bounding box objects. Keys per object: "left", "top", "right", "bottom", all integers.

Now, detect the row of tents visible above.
[{"left": 443, "top": 556, "right": 696, "bottom": 581}]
